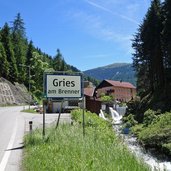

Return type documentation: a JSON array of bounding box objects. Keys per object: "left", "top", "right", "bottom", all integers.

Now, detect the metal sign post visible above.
[
  {"left": 43, "top": 71, "right": 84, "bottom": 136},
  {"left": 82, "top": 95, "right": 85, "bottom": 136},
  {"left": 42, "top": 100, "right": 46, "bottom": 137},
  {"left": 46, "top": 74, "right": 82, "bottom": 98},
  {"left": 55, "top": 99, "right": 64, "bottom": 129}
]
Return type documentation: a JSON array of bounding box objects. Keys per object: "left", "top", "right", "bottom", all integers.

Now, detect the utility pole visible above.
[{"left": 19, "top": 64, "right": 31, "bottom": 110}]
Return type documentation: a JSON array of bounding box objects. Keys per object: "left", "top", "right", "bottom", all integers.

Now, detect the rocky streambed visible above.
[{"left": 113, "top": 124, "right": 171, "bottom": 171}]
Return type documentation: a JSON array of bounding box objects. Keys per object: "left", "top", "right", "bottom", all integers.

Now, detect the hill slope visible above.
[{"left": 84, "top": 63, "right": 136, "bottom": 86}]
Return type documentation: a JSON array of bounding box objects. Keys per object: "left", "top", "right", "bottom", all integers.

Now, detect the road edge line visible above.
[{"left": 0, "top": 118, "right": 18, "bottom": 171}]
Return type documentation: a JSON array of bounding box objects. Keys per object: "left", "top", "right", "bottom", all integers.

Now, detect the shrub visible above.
[
  {"left": 138, "top": 112, "right": 171, "bottom": 152},
  {"left": 143, "top": 109, "right": 159, "bottom": 127},
  {"left": 131, "top": 124, "right": 143, "bottom": 136},
  {"left": 71, "top": 109, "right": 112, "bottom": 131},
  {"left": 100, "top": 95, "right": 113, "bottom": 103},
  {"left": 125, "top": 98, "right": 144, "bottom": 123},
  {"left": 123, "top": 114, "right": 138, "bottom": 127}
]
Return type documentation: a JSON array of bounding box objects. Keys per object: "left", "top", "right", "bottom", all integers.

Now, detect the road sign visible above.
[{"left": 45, "top": 74, "right": 82, "bottom": 98}]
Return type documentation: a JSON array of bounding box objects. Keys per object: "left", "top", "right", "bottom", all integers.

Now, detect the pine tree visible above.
[
  {"left": 132, "top": 0, "right": 164, "bottom": 97},
  {"left": 11, "top": 13, "right": 27, "bottom": 83},
  {"left": 0, "top": 42, "right": 10, "bottom": 78},
  {"left": 53, "top": 49, "right": 63, "bottom": 71},
  {"left": 162, "top": 0, "right": 171, "bottom": 84},
  {"left": 0, "top": 23, "right": 18, "bottom": 82},
  {"left": 26, "top": 40, "right": 34, "bottom": 66},
  {"left": 61, "top": 57, "right": 68, "bottom": 71}
]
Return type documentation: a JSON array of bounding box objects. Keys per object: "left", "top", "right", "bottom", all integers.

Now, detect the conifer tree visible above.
[
  {"left": 0, "top": 23, "right": 18, "bottom": 82},
  {"left": 11, "top": 13, "right": 27, "bottom": 83},
  {"left": 0, "top": 42, "right": 10, "bottom": 78},
  {"left": 162, "top": 0, "right": 171, "bottom": 84},
  {"left": 26, "top": 40, "right": 34, "bottom": 67},
  {"left": 132, "top": 0, "right": 164, "bottom": 97},
  {"left": 53, "top": 49, "right": 63, "bottom": 71},
  {"left": 61, "top": 57, "right": 68, "bottom": 71}
]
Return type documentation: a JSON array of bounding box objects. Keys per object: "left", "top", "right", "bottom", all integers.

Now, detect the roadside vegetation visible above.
[
  {"left": 124, "top": 105, "right": 171, "bottom": 158},
  {"left": 21, "top": 108, "right": 38, "bottom": 113},
  {"left": 23, "top": 109, "right": 150, "bottom": 171}
]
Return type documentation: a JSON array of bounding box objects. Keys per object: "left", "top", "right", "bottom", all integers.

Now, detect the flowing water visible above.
[
  {"left": 100, "top": 107, "right": 171, "bottom": 170},
  {"left": 113, "top": 124, "right": 171, "bottom": 171}
]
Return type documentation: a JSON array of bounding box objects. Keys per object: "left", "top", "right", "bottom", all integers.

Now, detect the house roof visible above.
[
  {"left": 84, "top": 87, "right": 95, "bottom": 97},
  {"left": 97, "top": 80, "right": 136, "bottom": 89},
  {"left": 106, "top": 80, "right": 136, "bottom": 89}
]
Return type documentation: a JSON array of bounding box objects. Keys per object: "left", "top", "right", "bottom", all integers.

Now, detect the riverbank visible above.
[
  {"left": 113, "top": 124, "right": 171, "bottom": 171},
  {"left": 22, "top": 109, "right": 150, "bottom": 171},
  {"left": 120, "top": 108, "right": 171, "bottom": 171}
]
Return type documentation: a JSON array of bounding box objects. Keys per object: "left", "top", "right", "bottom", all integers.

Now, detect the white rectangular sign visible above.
[{"left": 46, "top": 74, "right": 82, "bottom": 98}]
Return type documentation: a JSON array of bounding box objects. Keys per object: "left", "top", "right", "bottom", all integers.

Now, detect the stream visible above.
[
  {"left": 103, "top": 107, "right": 171, "bottom": 170},
  {"left": 113, "top": 124, "right": 171, "bottom": 171}
]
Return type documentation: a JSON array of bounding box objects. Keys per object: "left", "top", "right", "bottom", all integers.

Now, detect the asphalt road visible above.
[{"left": 0, "top": 106, "right": 71, "bottom": 171}]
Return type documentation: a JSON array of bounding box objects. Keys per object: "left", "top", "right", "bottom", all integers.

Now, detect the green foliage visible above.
[
  {"left": 30, "top": 52, "right": 49, "bottom": 91},
  {"left": 132, "top": 0, "right": 171, "bottom": 112},
  {"left": 84, "top": 75, "right": 100, "bottom": 86},
  {"left": 21, "top": 108, "right": 37, "bottom": 114},
  {"left": 0, "top": 13, "right": 84, "bottom": 101},
  {"left": 71, "top": 109, "right": 112, "bottom": 130},
  {"left": 0, "top": 13, "right": 99, "bottom": 102},
  {"left": 123, "top": 114, "right": 138, "bottom": 128},
  {"left": 101, "top": 95, "right": 113, "bottom": 103},
  {"left": 162, "top": 0, "right": 171, "bottom": 71},
  {"left": 143, "top": 109, "right": 159, "bottom": 127},
  {"left": 84, "top": 63, "right": 136, "bottom": 86},
  {"left": 131, "top": 124, "right": 143, "bottom": 136},
  {"left": 162, "top": 143, "right": 171, "bottom": 156},
  {"left": 125, "top": 98, "right": 144, "bottom": 123},
  {"left": 138, "top": 112, "right": 171, "bottom": 154},
  {"left": 23, "top": 110, "right": 150, "bottom": 171},
  {"left": 0, "top": 42, "right": 9, "bottom": 78},
  {"left": 100, "top": 93, "right": 114, "bottom": 103},
  {"left": 33, "top": 89, "right": 42, "bottom": 101},
  {"left": 11, "top": 13, "right": 27, "bottom": 83},
  {"left": 129, "top": 109, "right": 171, "bottom": 157},
  {"left": 0, "top": 23, "right": 18, "bottom": 82},
  {"left": 133, "top": 0, "right": 163, "bottom": 96},
  {"left": 53, "top": 49, "right": 67, "bottom": 71}
]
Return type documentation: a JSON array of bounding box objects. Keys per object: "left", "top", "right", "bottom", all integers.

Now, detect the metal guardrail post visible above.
[{"left": 29, "top": 121, "right": 33, "bottom": 133}]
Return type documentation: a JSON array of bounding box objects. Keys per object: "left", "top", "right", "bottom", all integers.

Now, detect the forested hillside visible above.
[
  {"left": 0, "top": 13, "right": 83, "bottom": 100},
  {"left": 132, "top": 0, "right": 171, "bottom": 112},
  {"left": 84, "top": 63, "right": 136, "bottom": 86}
]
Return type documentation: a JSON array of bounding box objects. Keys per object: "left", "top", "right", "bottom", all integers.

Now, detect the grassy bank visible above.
[
  {"left": 21, "top": 108, "right": 38, "bottom": 113},
  {"left": 23, "top": 110, "right": 150, "bottom": 171},
  {"left": 125, "top": 108, "right": 171, "bottom": 158},
  {"left": 136, "top": 111, "right": 171, "bottom": 156}
]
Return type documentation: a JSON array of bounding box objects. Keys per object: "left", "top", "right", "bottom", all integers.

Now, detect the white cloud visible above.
[
  {"left": 65, "top": 0, "right": 142, "bottom": 61},
  {"left": 68, "top": 7, "right": 133, "bottom": 57},
  {"left": 85, "top": 0, "right": 139, "bottom": 24}
]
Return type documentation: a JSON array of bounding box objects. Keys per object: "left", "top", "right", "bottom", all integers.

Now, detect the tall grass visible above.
[{"left": 23, "top": 110, "right": 150, "bottom": 171}]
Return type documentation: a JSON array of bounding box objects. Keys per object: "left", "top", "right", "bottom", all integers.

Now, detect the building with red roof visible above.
[{"left": 96, "top": 80, "right": 136, "bottom": 102}]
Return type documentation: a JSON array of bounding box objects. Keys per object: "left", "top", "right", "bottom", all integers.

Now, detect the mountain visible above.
[{"left": 84, "top": 63, "right": 136, "bottom": 86}]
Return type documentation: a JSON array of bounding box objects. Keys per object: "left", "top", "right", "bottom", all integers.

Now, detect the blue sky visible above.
[{"left": 0, "top": 0, "right": 151, "bottom": 71}]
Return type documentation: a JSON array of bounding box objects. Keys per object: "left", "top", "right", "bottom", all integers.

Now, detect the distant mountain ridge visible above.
[{"left": 84, "top": 63, "right": 136, "bottom": 86}]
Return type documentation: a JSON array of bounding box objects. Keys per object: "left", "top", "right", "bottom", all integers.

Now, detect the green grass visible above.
[
  {"left": 22, "top": 110, "right": 150, "bottom": 171},
  {"left": 21, "top": 108, "right": 38, "bottom": 113}
]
